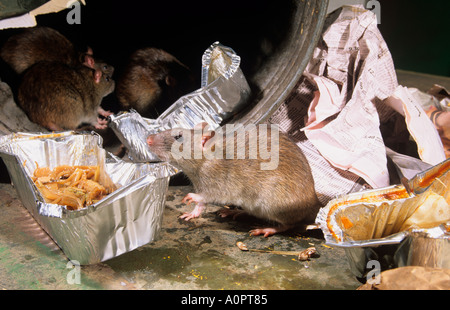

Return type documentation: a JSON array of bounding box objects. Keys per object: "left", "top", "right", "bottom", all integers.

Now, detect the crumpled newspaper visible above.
[{"left": 269, "top": 5, "right": 446, "bottom": 205}]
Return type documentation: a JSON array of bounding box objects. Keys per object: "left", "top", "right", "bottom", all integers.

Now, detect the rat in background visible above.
[
  {"left": 1, "top": 26, "right": 115, "bottom": 131},
  {"left": 0, "top": 26, "right": 112, "bottom": 76},
  {"left": 17, "top": 61, "right": 115, "bottom": 131},
  {"left": 147, "top": 122, "right": 321, "bottom": 237},
  {"left": 115, "top": 47, "right": 195, "bottom": 118}
]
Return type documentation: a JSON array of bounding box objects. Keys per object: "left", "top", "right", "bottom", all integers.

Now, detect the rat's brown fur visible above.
[
  {"left": 116, "top": 47, "right": 194, "bottom": 117},
  {"left": 17, "top": 61, "right": 115, "bottom": 131},
  {"left": 147, "top": 124, "right": 320, "bottom": 236},
  {"left": 2, "top": 27, "right": 83, "bottom": 74},
  {"left": 1, "top": 26, "right": 113, "bottom": 77}
]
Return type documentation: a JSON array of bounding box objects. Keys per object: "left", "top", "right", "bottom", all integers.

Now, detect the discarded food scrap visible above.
[
  {"left": 236, "top": 241, "right": 318, "bottom": 261},
  {"left": 236, "top": 241, "right": 248, "bottom": 251},
  {"left": 32, "top": 164, "right": 115, "bottom": 210},
  {"left": 298, "top": 247, "right": 317, "bottom": 261}
]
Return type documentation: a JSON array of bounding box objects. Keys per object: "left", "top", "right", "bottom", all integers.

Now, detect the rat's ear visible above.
[
  {"left": 194, "top": 122, "right": 216, "bottom": 148},
  {"left": 171, "top": 129, "right": 184, "bottom": 142},
  {"left": 165, "top": 75, "right": 177, "bottom": 87},
  {"left": 83, "top": 54, "right": 96, "bottom": 69},
  {"left": 201, "top": 131, "right": 215, "bottom": 148},
  {"left": 93, "top": 69, "right": 102, "bottom": 84},
  {"left": 85, "top": 46, "right": 94, "bottom": 56}
]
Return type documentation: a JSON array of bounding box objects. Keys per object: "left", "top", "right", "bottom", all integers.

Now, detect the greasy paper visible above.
[
  {"left": 384, "top": 86, "right": 445, "bottom": 164},
  {"left": 316, "top": 159, "right": 449, "bottom": 245},
  {"left": 411, "top": 84, "right": 450, "bottom": 158}
]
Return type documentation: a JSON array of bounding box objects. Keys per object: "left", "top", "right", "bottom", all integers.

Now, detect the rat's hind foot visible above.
[
  {"left": 249, "top": 225, "right": 293, "bottom": 238},
  {"left": 217, "top": 207, "right": 246, "bottom": 220}
]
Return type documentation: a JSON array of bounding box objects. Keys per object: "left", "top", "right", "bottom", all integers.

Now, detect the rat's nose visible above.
[{"left": 147, "top": 136, "right": 153, "bottom": 146}]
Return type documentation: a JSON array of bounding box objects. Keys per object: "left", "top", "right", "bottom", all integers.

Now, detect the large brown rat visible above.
[
  {"left": 17, "top": 61, "right": 115, "bottom": 131},
  {"left": 147, "top": 122, "right": 321, "bottom": 237},
  {"left": 0, "top": 26, "right": 112, "bottom": 77},
  {"left": 116, "top": 47, "right": 195, "bottom": 118}
]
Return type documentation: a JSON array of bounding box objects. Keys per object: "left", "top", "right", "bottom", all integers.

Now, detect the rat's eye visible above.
[{"left": 170, "top": 129, "right": 184, "bottom": 142}]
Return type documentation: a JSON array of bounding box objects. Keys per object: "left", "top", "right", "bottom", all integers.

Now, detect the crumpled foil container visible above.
[
  {"left": 316, "top": 158, "right": 450, "bottom": 278},
  {"left": 108, "top": 111, "right": 161, "bottom": 162},
  {"left": 0, "top": 131, "right": 178, "bottom": 264},
  {"left": 109, "top": 41, "right": 251, "bottom": 162}
]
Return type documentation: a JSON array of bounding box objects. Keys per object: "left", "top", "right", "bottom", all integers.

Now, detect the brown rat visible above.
[
  {"left": 17, "top": 61, "right": 115, "bottom": 131},
  {"left": 1, "top": 26, "right": 78, "bottom": 74},
  {"left": 115, "top": 47, "right": 195, "bottom": 118},
  {"left": 147, "top": 122, "right": 321, "bottom": 237},
  {"left": 0, "top": 26, "right": 112, "bottom": 76}
]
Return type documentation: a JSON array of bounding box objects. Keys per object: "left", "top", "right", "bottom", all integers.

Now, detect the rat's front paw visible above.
[
  {"left": 181, "top": 193, "right": 204, "bottom": 205},
  {"left": 97, "top": 107, "right": 113, "bottom": 118},
  {"left": 94, "top": 117, "right": 108, "bottom": 130},
  {"left": 180, "top": 193, "right": 206, "bottom": 221}
]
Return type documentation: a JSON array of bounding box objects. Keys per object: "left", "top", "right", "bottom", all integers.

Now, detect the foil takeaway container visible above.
[
  {"left": 316, "top": 158, "right": 450, "bottom": 278},
  {"left": 109, "top": 41, "right": 251, "bottom": 162},
  {"left": 0, "top": 131, "right": 178, "bottom": 264}
]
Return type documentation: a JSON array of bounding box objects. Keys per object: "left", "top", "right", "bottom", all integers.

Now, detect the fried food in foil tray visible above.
[
  {"left": 316, "top": 158, "right": 450, "bottom": 278},
  {"left": 0, "top": 131, "right": 178, "bottom": 264},
  {"left": 109, "top": 41, "right": 251, "bottom": 162}
]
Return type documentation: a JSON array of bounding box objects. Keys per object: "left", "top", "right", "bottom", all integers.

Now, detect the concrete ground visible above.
[{"left": 0, "top": 183, "right": 360, "bottom": 290}]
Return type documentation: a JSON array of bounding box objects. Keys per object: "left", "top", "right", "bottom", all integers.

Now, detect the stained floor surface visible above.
[{"left": 0, "top": 183, "right": 360, "bottom": 290}]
